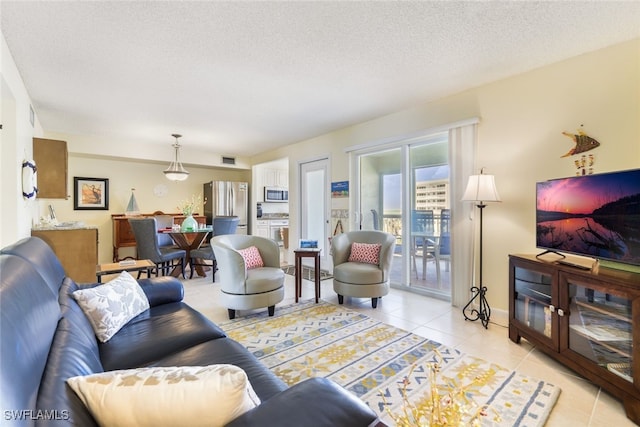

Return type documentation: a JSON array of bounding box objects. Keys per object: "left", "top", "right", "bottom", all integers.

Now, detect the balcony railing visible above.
[{"left": 379, "top": 213, "right": 443, "bottom": 238}]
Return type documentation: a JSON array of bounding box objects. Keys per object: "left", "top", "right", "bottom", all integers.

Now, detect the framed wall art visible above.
[
  {"left": 331, "top": 181, "right": 349, "bottom": 198},
  {"left": 74, "top": 177, "right": 109, "bottom": 210}
]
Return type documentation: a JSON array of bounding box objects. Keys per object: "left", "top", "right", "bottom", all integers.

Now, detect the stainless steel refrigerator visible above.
[{"left": 203, "top": 181, "right": 249, "bottom": 234}]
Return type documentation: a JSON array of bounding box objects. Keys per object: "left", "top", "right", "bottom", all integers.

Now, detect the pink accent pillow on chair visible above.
[
  {"left": 237, "top": 246, "right": 264, "bottom": 269},
  {"left": 348, "top": 242, "right": 381, "bottom": 265}
]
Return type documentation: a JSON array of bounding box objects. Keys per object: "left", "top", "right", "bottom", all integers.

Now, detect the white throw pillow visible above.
[
  {"left": 67, "top": 365, "right": 261, "bottom": 427},
  {"left": 72, "top": 271, "right": 150, "bottom": 342}
]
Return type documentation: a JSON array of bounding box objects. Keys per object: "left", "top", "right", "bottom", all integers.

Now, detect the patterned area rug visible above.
[
  {"left": 282, "top": 265, "right": 333, "bottom": 281},
  {"left": 220, "top": 300, "right": 560, "bottom": 426}
]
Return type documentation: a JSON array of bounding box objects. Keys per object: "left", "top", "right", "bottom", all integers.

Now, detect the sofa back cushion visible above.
[
  {"left": 0, "top": 236, "right": 66, "bottom": 294},
  {"left": 0, "top": 254, "right": 61, "bottom": 424},
  {"left": 99, "top": 302, "right": 228, "bottom": 371}
]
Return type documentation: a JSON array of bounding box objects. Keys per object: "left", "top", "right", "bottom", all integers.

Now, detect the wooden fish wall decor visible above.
[{"left": 561, "top": 129, "right": 601, "bottom": 158}]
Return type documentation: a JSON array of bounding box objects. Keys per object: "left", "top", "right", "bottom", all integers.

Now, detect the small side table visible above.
[
  {"left": 294, "top": 249, "right": 321, "bottom": 303},
  {"left": 96, "top": 259, "right": 155, "bottom": 283}
]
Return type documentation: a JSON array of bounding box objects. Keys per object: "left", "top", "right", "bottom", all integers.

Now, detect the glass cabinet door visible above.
[
  {"left": 564, "top": 279, "right": 633, "bottom": 383},
  {"left": 513, "top": 265, "right": 556, "bottom": 347}
]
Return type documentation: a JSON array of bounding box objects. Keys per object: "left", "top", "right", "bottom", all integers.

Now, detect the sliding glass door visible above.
[
  {"left": 409, "top": 140, "right": 450, "bottom": 297},
  {"left": 354, "top": 133, "right": 451, "bottom": 300},
  {"left": 359, "top": 148, "right": 401, "bottom": 232}
]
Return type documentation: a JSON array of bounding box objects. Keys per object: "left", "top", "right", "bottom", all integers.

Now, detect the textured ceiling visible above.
[{"left": 2, "top": 1, "right": 639, "bottom": 160}]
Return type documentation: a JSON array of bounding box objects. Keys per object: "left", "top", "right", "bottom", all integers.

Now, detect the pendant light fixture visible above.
[{"left": 163, "top": 133, "right": 189, "bottom": 181}]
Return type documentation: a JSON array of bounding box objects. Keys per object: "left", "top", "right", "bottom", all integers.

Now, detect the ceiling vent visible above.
[{"left": 221, "top": 156, "right": 236, "bottom": 165}]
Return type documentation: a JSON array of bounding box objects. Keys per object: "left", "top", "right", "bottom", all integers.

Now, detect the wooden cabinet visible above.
[
  {"left": 112, "top": 213, "right": 205, "bottom": 261},
  {"left": 509, "top": 255, "right": 640, "bottom": 423},
  {"left": 31, "top": 228, "right": 98, "bottom": 282},
  {"left": 509, "top": 257, "right": 559, "bottom": 350},
  {"left": 33, "top": 138, "right": 68, "bottom": 199}
]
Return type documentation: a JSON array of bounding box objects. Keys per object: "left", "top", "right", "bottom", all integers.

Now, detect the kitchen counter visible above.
[{"left": 32, "top": 222, "right": 96, "bottom": 230}]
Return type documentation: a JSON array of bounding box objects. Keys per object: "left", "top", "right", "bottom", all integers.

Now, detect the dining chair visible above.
[
  {"left": 128, "top": 218, "right": 186, "bottom": 278},
  {"left": 213, "top": 216, "right": 240, "bottom": 236},
  {"left": 370, "top": 209, "right": 381, "bottom": 231},
  {"left": 411, "top": 210, "right": 436, "bottom": 279},
  {"left": 154, "top": 214, "right": 176, "bottom": 248},
  {"left": 189, "top": 216, "right": 240, "bottom": 282},
  {"left": 435, "top": 233, "right": 451, "bottom": 288},
  {"left": 440, "top": 209, "right": 450, "bottom": 234}
]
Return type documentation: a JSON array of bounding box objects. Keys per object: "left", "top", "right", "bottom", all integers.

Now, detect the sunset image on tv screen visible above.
[{"left": 536, "top": 169, "right": 640, "bottom": 265}]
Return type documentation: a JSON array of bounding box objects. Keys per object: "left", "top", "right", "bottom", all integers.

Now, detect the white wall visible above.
[
  {"left": 0, "top": 34, "right": 44, "bottom": 247},
  {"left": 251, "top": 38, "right": 640, "bottom": 312}
]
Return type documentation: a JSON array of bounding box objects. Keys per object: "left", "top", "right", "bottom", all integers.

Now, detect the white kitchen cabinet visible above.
[
  {"left": 263, "top": 168, "right": 288, "bottom": 188},
  {"left": 255, "top": 220, "right": 270, "bottom": 238}
]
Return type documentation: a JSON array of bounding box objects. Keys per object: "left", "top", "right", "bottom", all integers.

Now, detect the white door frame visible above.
[{"left": 298, "top": 156, "right": 331, "bottom": 267}]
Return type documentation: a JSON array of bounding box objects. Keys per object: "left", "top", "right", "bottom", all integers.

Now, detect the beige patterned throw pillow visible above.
[
  {"left": 72, "top": 271, "right": 149, "bottom": 342},
  {"left": 67, "top": 365, "right": 261, "bottom": 427}
]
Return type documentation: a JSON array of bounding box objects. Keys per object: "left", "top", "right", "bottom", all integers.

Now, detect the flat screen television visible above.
[{"left": 536, "top": 168, "right": 640, "bottom": 267}]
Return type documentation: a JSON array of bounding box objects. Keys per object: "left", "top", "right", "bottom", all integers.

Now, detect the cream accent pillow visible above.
[
  {"left": 72, "top": 271, "right": 150, "bottom": 342},
  {"left": 67, "top": 365, "right": 261, "bottom": 427}
]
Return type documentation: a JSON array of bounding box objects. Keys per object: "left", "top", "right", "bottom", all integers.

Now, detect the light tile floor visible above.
[{"left": 181, "top": 272, "right": 636, "bottom": 427}]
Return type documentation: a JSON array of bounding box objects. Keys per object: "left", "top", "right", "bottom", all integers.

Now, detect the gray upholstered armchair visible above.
[
  {"left": 211, "top": 234, "right": 285, "bottom": 319},
  {"left": 331, "top": 230, "right": 396, "bottom": 308}
]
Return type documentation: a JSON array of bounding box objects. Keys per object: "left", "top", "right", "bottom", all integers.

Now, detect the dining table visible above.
[{"left": 159, "top": 227, "right": 213, "bottom": 278}]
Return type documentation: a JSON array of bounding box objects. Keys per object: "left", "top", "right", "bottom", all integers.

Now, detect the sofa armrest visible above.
[
  {"left": 225, "top": 377, "right": 380, "bottom": 427},
  {"left": 137, "top": 276, "right": 184, "bottom": 306}
]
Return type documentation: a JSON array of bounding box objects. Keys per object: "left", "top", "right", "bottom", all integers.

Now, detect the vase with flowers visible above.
[{"left": 177, "top": 194, "right": 202, "bottom": 232}]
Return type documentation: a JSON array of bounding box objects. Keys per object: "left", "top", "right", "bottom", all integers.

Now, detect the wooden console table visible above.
[{"left": 111, "top": 213, "right": 205, "bottom": 262}]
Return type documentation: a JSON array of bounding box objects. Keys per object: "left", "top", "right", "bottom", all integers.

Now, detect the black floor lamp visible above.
[{"left": 462, "top": 168, "right": 501, "bottom": 329}]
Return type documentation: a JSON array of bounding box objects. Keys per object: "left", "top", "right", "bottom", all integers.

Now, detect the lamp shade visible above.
[
  {"left": 461, "top": 171, "right": 501, "bottom": 203},
  {"left": 164, "top": 134, "right": 189, "bottom": 181},
  {"left": 163, "top": 162, "right": 189, "bottom": 181}
]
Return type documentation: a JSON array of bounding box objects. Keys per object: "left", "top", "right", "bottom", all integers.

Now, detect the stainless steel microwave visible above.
[{"left": 264, "top": 187, "right": 288, "bottom": 202}]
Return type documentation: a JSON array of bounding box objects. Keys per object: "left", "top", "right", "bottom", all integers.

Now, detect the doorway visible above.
[{"left": 299, "top": 158, "right": 330, "bottom": 267}]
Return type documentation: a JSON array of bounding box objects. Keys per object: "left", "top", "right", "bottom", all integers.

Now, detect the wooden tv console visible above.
[
  {"left": 508, "top": 254, "right": 640, "bottom": 424},
  {"left": 111, "top": 213, "right": 205, "bottom": 262}
]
